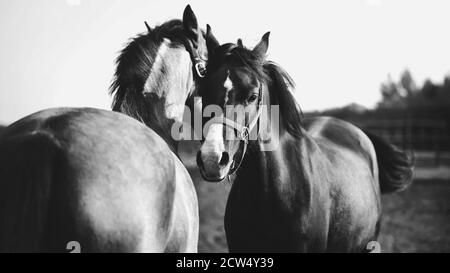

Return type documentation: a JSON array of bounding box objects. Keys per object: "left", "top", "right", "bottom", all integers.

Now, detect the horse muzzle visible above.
[{"left": 196, "top": 149, "right": 232, "bottom": 182}]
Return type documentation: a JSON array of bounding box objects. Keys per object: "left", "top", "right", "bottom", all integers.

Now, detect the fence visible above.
[{"left": 305, "top": 107, "right": 450, "bottom": 167}]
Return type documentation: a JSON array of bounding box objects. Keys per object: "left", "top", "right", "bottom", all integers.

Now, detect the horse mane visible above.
[
  {"left": 210, "top": 45, "right": 303, "bottom": 138},
  {"left": 263, "top": 61, "right": 303, "bottom": 138},
  {"left": 109, "top": 19, "right": 190, "bottom": 122}
]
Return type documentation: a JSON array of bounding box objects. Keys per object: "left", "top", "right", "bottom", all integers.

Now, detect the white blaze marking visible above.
[
  {"left": 201, "top": 123, "right": 225, "bottom": 163},
  {"left": 223, "top": 71, "right": 233, "bottom": 105},
  {"left": 143, "top": 38, "right": 170, "bottom": 95},
  {"left": 201, "top": 73, "right": 232, "bottom": 164}
]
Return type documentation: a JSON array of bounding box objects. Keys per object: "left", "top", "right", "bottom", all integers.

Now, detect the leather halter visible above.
[
  {"left": 205, "top": 43, "right": 265, "bottom": 179},
  {"left": 207, "top": 83, "right": 264, "bottom": 178},
  {"left": 184, "top": 39, "right": 207, "bottom": 78},
  {"left": 192, "top": 54, "right": 207, "bottom": 78}
]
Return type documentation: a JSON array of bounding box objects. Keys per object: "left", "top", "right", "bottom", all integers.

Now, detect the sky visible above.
[{"left": 0, "top": 0, "right": 449, "bottom": 124}]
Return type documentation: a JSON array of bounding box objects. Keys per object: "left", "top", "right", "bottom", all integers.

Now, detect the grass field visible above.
[
  {"left": 187, "top": 166, "right": 450, "bottom": 253},
  {"left": 379, "top": 179, "right": 450, "bottom": 252}
]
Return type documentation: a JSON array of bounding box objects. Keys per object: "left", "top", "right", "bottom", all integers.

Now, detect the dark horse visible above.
[
  {"left": 0, "top": 5, "right": 205, "bottom": 252},
  {"left": 196, "top": 28, "right": 414, "bottom": 252}
]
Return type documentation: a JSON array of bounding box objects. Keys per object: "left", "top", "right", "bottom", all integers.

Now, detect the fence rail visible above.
[{"left": 306, "top": 108, "right": 450, "bottom": 166}]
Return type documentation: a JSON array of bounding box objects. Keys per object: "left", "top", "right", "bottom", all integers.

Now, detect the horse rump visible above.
[{"left": 363, "top": 130, "right": 414, "bottom": 194}]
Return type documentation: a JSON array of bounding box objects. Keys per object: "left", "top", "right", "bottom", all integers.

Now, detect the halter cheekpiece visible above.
[
  {"left": 193, "top": 57, "right": 207, "bottom": 78},
  {"left": 184, "top": 38, "right": 207, "bottom": 78},
  {"left": 208, "top": 83, "right": 264, "bottom": 178}
]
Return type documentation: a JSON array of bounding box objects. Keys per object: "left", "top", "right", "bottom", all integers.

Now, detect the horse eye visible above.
[{"left": 248, "top": 94, "right": 258, "bottom": 102}]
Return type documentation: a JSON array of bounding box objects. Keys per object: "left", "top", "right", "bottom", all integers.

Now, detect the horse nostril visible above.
[{"left": 219, "top": 152, "right": 230, "bottom": 166}]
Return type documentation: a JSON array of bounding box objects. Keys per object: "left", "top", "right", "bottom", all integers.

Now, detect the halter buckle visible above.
[
  {"left": 240, "top": 127, "right": 249, "bottom": 143},
  {"left": 195, "top": 61, "right": 206, "bottom": 78}
]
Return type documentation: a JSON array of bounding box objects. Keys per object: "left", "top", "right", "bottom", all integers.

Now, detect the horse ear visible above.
[
  {"left": 252, "top": 32, "right": 270, "bottom": 59},
  {"left": 183, "top": 5, "right": 200, "bottom": 48},
  {"left": 144, "top": 21, "right": 152, "bottom": 33},
  {"left": 237, "top": 38, "right": 244, "bottom": 48},
  {"left": 206, "top": 24, "right": 220, "bottom": 54}
]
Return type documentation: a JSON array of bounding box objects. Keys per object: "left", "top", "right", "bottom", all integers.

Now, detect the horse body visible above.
[
  {"left": 0, "top": 108, "right": 197, "bottom": 252},
  {"left": 225, "top": 117, "right": 381, "bottom": 252},
  {"left": 197, "top": 31, "right": 413, "bottom": 252}
]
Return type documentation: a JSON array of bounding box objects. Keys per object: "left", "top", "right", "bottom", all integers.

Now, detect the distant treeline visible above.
[
  {"left": 306, "top": 70, "right": 450, "bottom": 121},
  {"left": 378, "top": 70, "right": 450, "bottom": 109},
  {"left": 305, "top": 70, "right": 450, "bottom": 151}
]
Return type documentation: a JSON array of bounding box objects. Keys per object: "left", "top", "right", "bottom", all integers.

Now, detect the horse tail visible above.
[
  {"left": 363, "top": 130, "right": 414, "bottom": 194},
  {"left": 0, "top": 131, "right": 63, "bottom": 252}
]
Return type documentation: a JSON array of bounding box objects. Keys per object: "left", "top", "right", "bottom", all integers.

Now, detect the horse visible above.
[
  {"left": 196, "top": 29, "right": 414, "bottom": 252},
  {"left": 0, "top": 5, "right": 205, "bottom": 252},
  {"left": 110, "top": 5, "right": 208, "bottom": 152}
]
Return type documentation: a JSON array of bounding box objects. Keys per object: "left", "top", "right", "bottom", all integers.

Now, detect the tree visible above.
[
  {"left": 377, "top": 70, "right": 450, "bottom": 109},
  {"left": 399, "top": 69, "right": 417, "bottom": 97},
  {"left": 378, "top": 74, "right": 405, "bottom": 109}
]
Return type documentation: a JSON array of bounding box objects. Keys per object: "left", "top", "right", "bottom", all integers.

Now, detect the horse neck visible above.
[
  {"left": 237, "top": 85, "right": 314, "bottom": 210},
  {"left": 235, "top": 135, "right": 316, "bottom": 222},
  {"left": 141, "top": 47, "right": 195, "bottom": 153}
]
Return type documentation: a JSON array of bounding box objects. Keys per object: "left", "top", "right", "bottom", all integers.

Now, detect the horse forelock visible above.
[{"left": 208, "top": 45, "right": 265, "bottom": 79}]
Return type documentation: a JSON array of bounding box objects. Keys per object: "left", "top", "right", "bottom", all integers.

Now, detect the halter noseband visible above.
[{"left": 207, "top": 83, "right": 264, "bottom": 178}]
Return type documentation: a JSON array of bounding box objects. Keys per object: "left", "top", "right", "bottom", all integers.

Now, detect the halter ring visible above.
[
  {"left": 240, "top": 127, "right": 249, "bottom": 143},
  {"left": 194, "top": 60, "right": 206, "bottom": 78}
]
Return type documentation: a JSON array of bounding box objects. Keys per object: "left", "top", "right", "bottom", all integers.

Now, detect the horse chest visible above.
[{"left": 224, "top": 177, "right": 324, "bottom": 252}]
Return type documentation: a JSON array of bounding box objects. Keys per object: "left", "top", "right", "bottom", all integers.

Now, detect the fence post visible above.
[{"left": 435, "top": 126, "right": 441, "bottom": 166}]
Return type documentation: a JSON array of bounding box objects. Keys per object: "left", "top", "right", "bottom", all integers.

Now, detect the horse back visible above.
[{"left": 304, "top": 116, "right": 377, "bottom": 174}]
